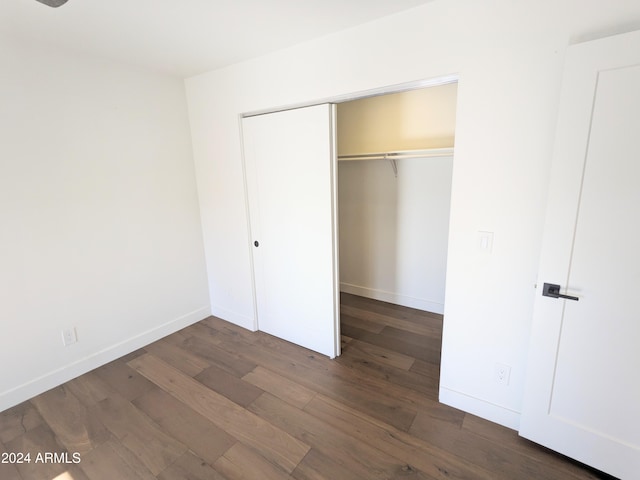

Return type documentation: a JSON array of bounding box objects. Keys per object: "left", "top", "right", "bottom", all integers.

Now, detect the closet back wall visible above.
[{"left": 337, "top": 86, "right": 457, "bottom": 314}]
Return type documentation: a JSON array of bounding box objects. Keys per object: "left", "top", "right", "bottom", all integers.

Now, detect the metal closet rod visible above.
[
  {"left": 337, "top": 147, "right": 454, "bottom": 162},
  {"left": 338, "top": 147, "right": 454, "bottom": 178}
]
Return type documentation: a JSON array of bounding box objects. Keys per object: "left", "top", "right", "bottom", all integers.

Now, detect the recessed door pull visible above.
[
  {"left": 254, "top": 241, "right": 259, "bottom": 247},
  {"left": 542, "top": 283, "right": 579, "bottom": 301}
]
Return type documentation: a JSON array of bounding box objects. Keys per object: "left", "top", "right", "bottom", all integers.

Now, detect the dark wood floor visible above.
[{"left": 0, "top": 293, "right": 611, "bottom": 480}]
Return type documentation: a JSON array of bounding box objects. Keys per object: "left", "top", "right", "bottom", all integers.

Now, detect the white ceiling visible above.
[{"left": 0, "top": 0, "right": 434, "bottom": 78}]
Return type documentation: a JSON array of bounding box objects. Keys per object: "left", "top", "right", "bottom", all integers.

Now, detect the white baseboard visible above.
[
  {"left": 210, "top": 304, "right": 256, "bottom": 331},
  {"left": 439, "top": 386, "right": 520, "bottom": 430},
  {"left": 340, "top": 283, "right": 444, "bottom": 315},
  {"left": 0, "top": 305, "right": 210, "bottom": 413}
]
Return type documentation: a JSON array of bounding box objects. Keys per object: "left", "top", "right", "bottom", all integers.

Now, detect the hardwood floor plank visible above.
[
  {"left": 201, "top": 316, "right": 251, "bottom": 337},
  {"left": 182, "top": 334, "right": 258, "bottom": 378},
  {"left": 181, "top": 321, "right": 222, "bottom": 342},
  {"left": 410, "top": 358, "right": 441, "bottom": 381},
  {"left": 242, "top": 366, "right": 316, "bottom": 409},
  {"left": 195, "top": 365, "right": 264, "bottom": 407},
  {"left": 93, "top": 357, "right": 157, "bottom": 401},
  {"left": 133, "top": 386, "right": 236, "bottom": 465},
  {"left": 460, "top": 415, "right": 607, "bottom": 480},
  {"left": 144, "top": 338, "right": 211, "bottom": 377},
  {"left": 340, "top": 303, "right": 441, "bottom": 338},
  {"left": 336, "top": 345, "right": 438, "bottom": 400},
  {"left": 0, "top": 401, "right": 44, "bottom": 444},
  {"left": 214, "top": 442, "right": 292, "bottom": 480},
  {"left": 305, "top": 394, "right": 494, "bottom": 480},
  {"left": 203, "top": 320, "right": 419, "bottom": 431},
  {"left": 128, "top": 353, "right": 310, "bottom": 474},
  {"left": 249, "top": 392, "right": 437, "bottom": 480},
  {"left": 342, "top": 338, "right": 416, "bottom": 370},
  {"left": 380, "top": 324, "right": 442, "bottom": 350},
  {"left": 79, "top": 438, "right": 155, "bottom": 480},
  {"left": 157, "top": 451, "right": 230, "bottom": 480},
  {"left": 341, "top": 292, "right": 444, "bottom": 323},
  {"left": 0, "top": 440, "right": 22, "bottom": 480},
  {"left": 412, "top": 406, "right": 606, "bottom": 480},
  {"left": 340, "top": 312, "right": 386, "bottom": 333},
  {"left": 408, "top": 404, "right": 467, "bottom": 452},
  {"left": 291, "top": 448, "right": 364, "bottom": 480},
  {"left": 161, "top": 329, "right": 193, "bottom": 347},
  {"left": 5, "top": 423, "right": 80, "bottom": 480},
  {"left": 342, "top": 322, "right": 441, "bottom": 364},
  {"left": 90, "top": 394, "right": 187, "bottom": 475},
  {"left": 65, "top": 371, "right": 112, "bottom": 407},
  {"left": 30, "top": 385, "right": 110, "bottom": 454},
  {"left": 449, "top": 429, "right": 589, "bottom": 480},
  {"left": 342, "top": 295, "right": 444, "bottom": 326}
]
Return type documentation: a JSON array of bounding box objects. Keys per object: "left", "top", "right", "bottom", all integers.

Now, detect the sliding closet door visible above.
[{"left": 242, "top": 104, "right": 340, "bottom": 358}]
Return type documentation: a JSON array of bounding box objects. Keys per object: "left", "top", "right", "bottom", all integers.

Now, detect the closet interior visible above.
[{"left": 337, "top": 83, "right": 458, "bottom": 317}]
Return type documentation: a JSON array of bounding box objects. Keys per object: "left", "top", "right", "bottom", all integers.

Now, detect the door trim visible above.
[
  {"left": 237, "top": 115, "right": 259, "bottom": 332},
  {"left": 241, "top": 75, "right": 459, "bottom": 118},
  {"left": 329, "top": 104, "right": 341, "bottom": 356}
]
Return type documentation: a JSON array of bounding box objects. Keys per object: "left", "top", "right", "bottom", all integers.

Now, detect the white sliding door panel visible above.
[
  {"left": 520, "top": 30, "right": 640, "bottom": 480},
  {"left": 242, "top": 104, "right": 339, "bottom": 358}
]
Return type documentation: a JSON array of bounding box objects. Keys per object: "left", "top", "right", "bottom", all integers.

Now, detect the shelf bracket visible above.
[{"left": 386, "top": 155, "right": 398, "bottom": 178}]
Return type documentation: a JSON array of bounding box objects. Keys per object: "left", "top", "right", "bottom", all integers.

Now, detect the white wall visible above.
[
  {"left": 185, "top": 0, "right": 640, "bottom": 429},
  {"left": 0, "top": 38, "right": 210, "bottom": 411},
  {"left": 339, "top": 157, "right": 453, "bottom": 314}
]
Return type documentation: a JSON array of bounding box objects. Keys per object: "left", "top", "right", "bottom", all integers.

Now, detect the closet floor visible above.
[{"left": 0, "top": 293, "right": 611, "bottom": 479}]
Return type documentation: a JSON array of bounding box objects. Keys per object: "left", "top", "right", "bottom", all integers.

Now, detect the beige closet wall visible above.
[
  {"left": 337, "top": 85, "right": 457, "bottom": 314},
  {"left": 337, "top": 83, "right": 457, "bottom": 154}
]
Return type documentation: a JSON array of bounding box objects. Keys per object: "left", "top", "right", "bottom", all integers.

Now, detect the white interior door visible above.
[
  {"left": 242, "top": 104, "right": 340, "bottom": 358},
  {"left": 520, "top": 31, "right": 640, "bottom": 479}
]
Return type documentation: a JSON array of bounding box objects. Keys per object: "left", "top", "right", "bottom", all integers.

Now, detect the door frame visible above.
[
  {"left": 241, "top": 75, "right": 458, "bottom": 119},
  {"left": 239, "top": 74, "right": 459, "bottom": 358}
]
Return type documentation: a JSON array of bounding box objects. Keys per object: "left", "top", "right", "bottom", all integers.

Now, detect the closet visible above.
[
  {"left": 241, "top": 83, "right": 457, "bottom": 360},
  {"left": 337, "top": 83, "right": 457, "bottom": 315}
]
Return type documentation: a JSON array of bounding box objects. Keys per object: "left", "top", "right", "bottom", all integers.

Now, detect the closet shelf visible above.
[{"left": 337, "top": 147, "right": 454, "bottom": 162}]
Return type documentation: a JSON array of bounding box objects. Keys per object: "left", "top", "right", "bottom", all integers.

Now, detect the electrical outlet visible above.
[
  {"left": 62, "top": 328, "right": 77, "bottom": 346},
  {"left": 495, "top": 363, "right": 511, "bottom": 385}
]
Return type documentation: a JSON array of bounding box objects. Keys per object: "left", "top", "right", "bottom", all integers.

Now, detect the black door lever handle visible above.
[{"left": 542, "top": 283, "right": 579, "bottom": 301}]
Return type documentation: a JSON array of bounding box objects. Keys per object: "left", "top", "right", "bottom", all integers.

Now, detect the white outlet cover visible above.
[
  {"left": 495, "top": 362, "right": 511, "bottom": 385},
  {"left": 62, "top": 328, "right": 77, "bottom": 346}
]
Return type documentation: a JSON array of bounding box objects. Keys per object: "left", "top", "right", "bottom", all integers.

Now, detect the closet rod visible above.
[{"left": 337, "top": 147, "right": 454, "bottom": 162}]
